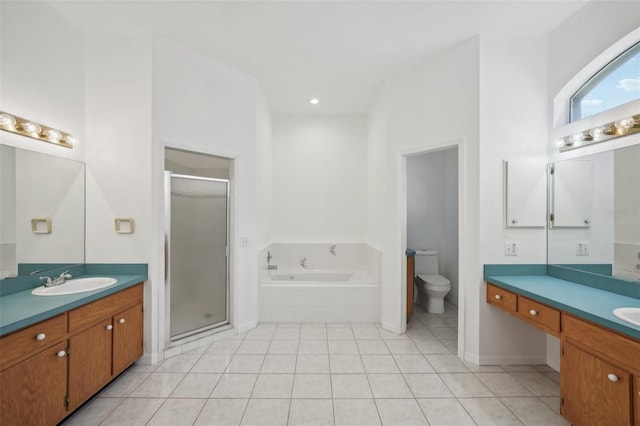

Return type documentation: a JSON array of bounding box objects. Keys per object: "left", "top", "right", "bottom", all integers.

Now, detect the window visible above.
[{"left": 570, "top": 41, "right": 640, "bottom": 122}]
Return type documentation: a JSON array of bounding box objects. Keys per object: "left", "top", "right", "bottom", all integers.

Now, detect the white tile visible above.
[
  {"left": 289, "top": 399, "right": 334, "bottom": 426},
  {"left": 327, "top": 327, "right": 355, "bottom": 340},
  {"left": 328, "top": 340, "right": 359, "bottom": 354},
  {"left": 403, "top": 374, "right": 453, "bottom": 398},
  {"left": 301, "top": 327, "right": 328, "bottom": 340},
  {"left": 413, "top": 339, "right": 450, "bottom": 355},
  {"left": 461, "top": 361, "right": 504, "bottom": 373},
  {"left": 261, "top": 354, "right": 297, "bottom": 373},
  {"left": 292, "top": 374, "right": 332, "bottom": 398},
  {"left": 361, "top": 355, "right": 400, "bottom": 373},
  {"left": 425, "top": 354, "right": 469, "bottom": 372},
  {"left": 500, "top": 397, "right": 570, "bottom": 425},
  {"left": 206, "top": 340, "right": 241, "bottom": 355},
  {"left": 268, "top": 340, "right": 299, "bottom": 354},
  {"left": 296, "top": 354, "right": 330, "bottom": 373},
  {"left": 331, "top": 374, "right": 373, "bottom": 398},
  {"left": 225, "top": 355, "right": 265, "bottom": 373},
  {"left": 62, "top": 397, "right": 123, "bottom": 426},
  {"left": 130, "top": 373, "right": 185, "bottom": 398},
  {"left": 99, "top": 372, "right": 150, "bottom": 397},
  {"left": 393, "top": 355, "right": 434, "bottom": 374},
  {"left": 170, "top": 373, "right": 220, "bottom": 398},
  {"left": 377, "top": 328, "right": 410, "bottom": 340},
  {"left": 298, "top": 339, "right": 329, "bottom": 354},
  {"left": 417, "top": 398, "right": 475, "bottom": 426},
  {"left": 191, "top": 354, "right": 233, "bottom": 373},
  {"left": 385, "top": 340, "right": 420, "bottom": 355},
  {"left": 459, "top": 397, "right": 524, "bottom": 425},
  {"left": 439, "top": 373, "right": 493, "bottom": 397},
  {"left": 510, "top": 372, "right": 561, "bottom": 396},
  {"left": 251, "top": 374, "right": 294, "bottom": 398},
  {"left": 326, "top": 322, "right": 351, "bottom": 328},
  {"left": 272, "top": 327, "right": 301, "bottom": 340},
  {"left": 352, "top": 327, "right": 382, "bottom": 340},
  {"left": 241, "top": 399, "right": 290, "bottom": 426},
  {"left": 100, "top": 398, "right": 165, "bottom": 426},
  {"left": 333, "top": 399, "right": 381, "bottom": 426},
  {"left": 475, "top": 372, "right": 533, "bottom": 397},
  {"left": 147, "top": 399, "right": 206, "bottom": 426},
  {"left": 155, "top": 354, "right": 201, "bottom": 373},
  {"left": 237, "top": 339, "right": 271, "bottom": 354},
  {"left": 539, "top": 396, "right": 562, "bottom": 414},
  {"left": 356, "top": 340, "right": 390, "bottom": 355},
  {"left": 431, "top": 327, "right": 457, "bottom": 340},
  {"left": 246, "top": 327, "right": 275, "bottom": 340},
  {"left": 375, "top": 398, "right": 428, "bottom": 426},
  {"left": 329, "top": 355, "right": 365, "bottom": 373},
  {"left": 210, "top": 373, "right": 258, "bottom": 398},
  {"left": 367, "top": 374, "right": 413, "bottom": 398},
  {"left": 194, "top": 399, "right": 248, "bottom": 426}
]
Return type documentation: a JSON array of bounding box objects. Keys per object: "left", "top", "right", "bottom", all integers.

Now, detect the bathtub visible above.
[{"left": 259, "top": 270, "right": 380, "bottom": 322}]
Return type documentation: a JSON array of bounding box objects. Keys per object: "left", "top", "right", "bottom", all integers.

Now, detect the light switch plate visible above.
[
  {"left": 505, "top": 242, "right": 518, "bottom": 256},
  {"left": 576, "top": 242, "right": 589, "bottom": 256}
]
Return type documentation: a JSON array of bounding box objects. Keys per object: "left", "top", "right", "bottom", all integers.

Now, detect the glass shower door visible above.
[{"left": 167, "top": 173, "right": 229, "bottom": 340}]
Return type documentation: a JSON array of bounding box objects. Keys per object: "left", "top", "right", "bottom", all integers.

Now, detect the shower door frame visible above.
[{"left": 164, "top": 172, "right": 231, "bottom": 343}]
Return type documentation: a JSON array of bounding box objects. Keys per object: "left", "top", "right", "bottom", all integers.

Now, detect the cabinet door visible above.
[
  {"left": 635, "top": 377, "right": 640, "bottom": 426},
  {"left": 0, "top": 342, "right": 68, "bottom": 426},
  {"left": 504, "top": 159, "right": 547, "bottom": 227},
  {"left": 562, "top": 341, "right": 632, "bottom": 426},
  {"left": 68, "top": 319, "right": 112, "bottom": 409},
  {"left": 113, "top": 303, "right": 143, "bottom": 375}
]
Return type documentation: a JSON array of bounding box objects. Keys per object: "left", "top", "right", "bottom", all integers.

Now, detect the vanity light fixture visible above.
[
  {"left": 0, "top": 111, "right": 77, "bottom": 149},
  {"left": 556, "top": 113, "right": 639, "bottom": 152}
]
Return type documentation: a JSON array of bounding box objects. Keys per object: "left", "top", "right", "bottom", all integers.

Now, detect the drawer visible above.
[
  {"left": 0, "top": 313, "right": 67, "bottom": 370},
  {"left": 563, "top": 314, "right": 640, "bottom": 375},
  {"left": 68, "top": 284, "right": 143, "bottom": 333},
  {"left": 517, "top": 296, "right": 560, "bottom": 336},
  {"left": 486, "top": 283, "right": 517, "bottom": 313}
]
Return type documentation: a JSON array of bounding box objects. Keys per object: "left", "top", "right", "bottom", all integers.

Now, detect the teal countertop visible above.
[
  {"left": 485, "top": 273, "right": 640, "bottom": 340},
  {"left": 0, "top": 264, "right": 147, "bottom": 337}
]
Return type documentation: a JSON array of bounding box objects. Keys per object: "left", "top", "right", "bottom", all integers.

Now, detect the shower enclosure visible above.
[{"left": 165, "top": 172, "right": 229, "bottom": 341}]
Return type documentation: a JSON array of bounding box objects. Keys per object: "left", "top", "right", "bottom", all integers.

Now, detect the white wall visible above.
[
  {"left": 152, "top": 37, "right": 269, "bottom": 353},
  {"left": 407, "top": 148, "right": 459, "bottom": 305},
  {"left": 367, "top": 38, "right": 480, "bottom": 341},
  {"left": 271, "top": 115, "right": 367, "bottom": 242},
  {"left": 0, "top": 1, "right": 85, "bottom": 161}
]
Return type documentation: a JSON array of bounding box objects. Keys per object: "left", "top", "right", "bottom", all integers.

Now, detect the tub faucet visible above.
[
  {"left": 40, "top": 270, "right": 72, "bottom": 287},
  {"left": 267, "top": 264, "right": 278, "bottom": 271}
]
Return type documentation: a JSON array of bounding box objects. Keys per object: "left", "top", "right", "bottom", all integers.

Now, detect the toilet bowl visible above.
[{"left": 414, "top": 250, "right": 451, "bottom": 314}]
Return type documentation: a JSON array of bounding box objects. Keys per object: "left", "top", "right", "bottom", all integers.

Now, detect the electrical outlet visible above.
[
  {"left": 576, "top": 242, "right": 589, "bottom": 256},
  {"left": 504, "top": 242, "right": 518, "bottom": 256},
  {"left": 240, "top": 237, "right": 249, "bottom": 247}
]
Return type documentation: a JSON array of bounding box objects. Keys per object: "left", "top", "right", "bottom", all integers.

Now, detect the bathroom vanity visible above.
[
  {"left": 0, "top": 267, "right": 146, "bottom": 426},
  {"left": 485, "top": 267, "right": 640, "bottom": 426}
]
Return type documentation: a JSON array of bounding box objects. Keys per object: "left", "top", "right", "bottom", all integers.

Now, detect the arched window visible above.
[{"left": 570, "top": 41, "right": 640, "bottom": 122}]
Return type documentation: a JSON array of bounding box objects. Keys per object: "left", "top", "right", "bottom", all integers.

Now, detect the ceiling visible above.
[{"left": 50, "top": 1, "right": 589, "bottom": 115}]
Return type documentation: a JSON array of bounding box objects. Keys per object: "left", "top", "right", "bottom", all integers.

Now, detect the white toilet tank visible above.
[{"left": 414, "top": 250, "right": 440, "bottom": 274}]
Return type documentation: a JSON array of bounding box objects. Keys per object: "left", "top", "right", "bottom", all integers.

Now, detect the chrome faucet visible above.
[{"left": 40, "top": 270, "right": 72, "bottom": 287}]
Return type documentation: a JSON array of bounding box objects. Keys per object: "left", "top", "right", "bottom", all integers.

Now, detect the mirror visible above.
[
  {"left": 0, "top": 144, "right": 85, "bottom": 280},
  {"left": 548, "top": 143, "right": 640, "bottom": 282}
]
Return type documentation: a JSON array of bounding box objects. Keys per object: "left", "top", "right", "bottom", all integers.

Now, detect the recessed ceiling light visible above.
[{"left": 309, "top": 98, "right": 319, "bottom": 105}]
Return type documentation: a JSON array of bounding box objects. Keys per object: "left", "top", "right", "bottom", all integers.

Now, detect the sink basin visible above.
[
  {"left": 613, "top": 307, "right": 640, "bottom": 327},
  {"left": 31, "top": 277, "right": 118, "bottom": 296}
]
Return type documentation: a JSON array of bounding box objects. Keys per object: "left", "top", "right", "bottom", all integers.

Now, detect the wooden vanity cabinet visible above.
[
  {"left": 113, "top": 303, "right": 143, "bottom": 375},
  {"left": 635, "top": 377, "right": 640, "bottom": 426}
]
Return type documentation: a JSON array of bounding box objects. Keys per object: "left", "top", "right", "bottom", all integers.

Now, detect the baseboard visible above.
[
  {"left": 137, "top": 353, "right": 157, "bottom": 366},
  {"left": 477, "top": 354, "right": 548, "bottom": 366},
  {"left": 379, "top": 320, "right": 402, "bottom": 334},
  {"left": 237, "top": 320, "right": 258, "bottom": 333}
]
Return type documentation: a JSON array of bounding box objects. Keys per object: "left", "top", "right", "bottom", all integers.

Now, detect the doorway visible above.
[
  {"left": 164, "top": 148, "right": 231, "bottom": 343},
  {"left": 405, "top": 146, "right": 460, "bottom": 353}
]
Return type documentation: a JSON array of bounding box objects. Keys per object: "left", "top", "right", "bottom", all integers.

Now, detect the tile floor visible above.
[{"left": 61, "top": 303, "right": 569, "bottom": 425}]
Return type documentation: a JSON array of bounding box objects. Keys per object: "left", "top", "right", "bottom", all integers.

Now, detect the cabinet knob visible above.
[
  {"left": 494, "top": 294, "right": 502, "bottom": 300},
  {"left": 607, "top": 373, "right": 619, "bottom": 382},
  {"left": 529, "top": 309, "right": 538, "bottom": 316},
  {"left": 584, "top": 219, "right": 590, "bottom": 224},
  {"left": 511, "top": 219, "right": 518, "bottom": 224},
  {"left": 56, "top": 350, "right": 66, "bottom": 358},
  {"left": 118, "top": 318, "right": 125, "bottom": 324},
  {"left": 36, "top": 333, "right": 46, "bottom": 341},
  {"left": 106, "top": 324, "right": 113, "bottom": 330}
]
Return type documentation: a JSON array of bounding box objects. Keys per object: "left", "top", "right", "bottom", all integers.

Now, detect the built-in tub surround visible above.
[{"left": 259, "top": 243, "right": 381, "bottom": 322}]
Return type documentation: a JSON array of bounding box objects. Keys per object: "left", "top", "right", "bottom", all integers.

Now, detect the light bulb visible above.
[
  {"left": 62, "top": 135, "right": 78, "bottom": 146},
  {"left": 614, "top": 117, "right": 636, "bottom": 131},
  {"left": 21, "top": 121, "right": 42, "bottom": 135},
  {"left": 309, "top": 98, "right": 320, "bottom": 105},
  {"left": 42, "top": 128, "right": 62, "bottom": 142},
  {"left": 554, "top": 139, "right": 566, "bottom": 147},
  {"left": 589, "top": 127, "right": 605, "bottom": 139},
  {"left": 0, "top": 113, "right": 16, "bottom": 129}
]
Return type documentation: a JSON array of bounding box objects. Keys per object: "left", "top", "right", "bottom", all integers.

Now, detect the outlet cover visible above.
[
  {"left": 505, "top": 242, "right": 518, "bottom": 256},
  {"left": 576, "top": 242, "right": 589, "bottom": 256},
  {"left": 240, "top": 237, "right": 249, "bottom": 247}
]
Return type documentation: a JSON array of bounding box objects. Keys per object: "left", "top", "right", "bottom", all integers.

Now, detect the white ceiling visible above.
[{"left": 50, "top": 1, "right": 588, "bottom": 115}]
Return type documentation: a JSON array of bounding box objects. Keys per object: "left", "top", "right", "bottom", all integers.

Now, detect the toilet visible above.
[{"left": 414, "top": 250, "right": 451, "bottom": 314}]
